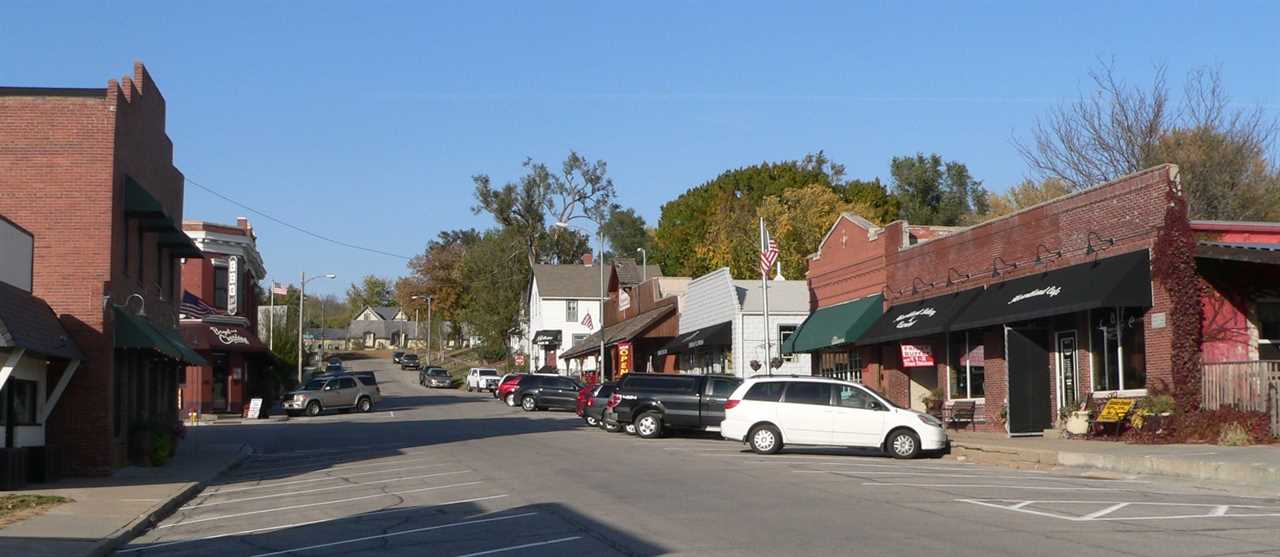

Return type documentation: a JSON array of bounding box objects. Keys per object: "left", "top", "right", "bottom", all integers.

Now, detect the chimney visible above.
[
  {"left": 236, "top": 217, "right": 251, "bottom": 231},
  {"left": 581, "top": 253, "right": 593, "bottom": 266}
]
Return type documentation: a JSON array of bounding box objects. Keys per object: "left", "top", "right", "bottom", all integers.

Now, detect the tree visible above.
[
  {"left": 973, "top": 178, "right": 1073, "bottom": 222},
  {"left": 758, "top": 184, "right": 883, "bottom": 279},
  {"left": 1019, "top": 61, "right": 1280, "bottom": 220},
  {"left": 538, "top": 227, "right": 592, "bottom": 264},
  {"left": 600, "top": 206, "right": 650, "bottom": 257},
  {"left": 841, "top": 178, "right": 901, "bottom": 224},
  {"left": 396, "top": 229, "right": 477, "bottom": 347},
  {"left": 345, "top": 275, "right": 395, "bottom": 316},
  {"left": 473, "top": 151, "right": 617, "bottom": 267},
  {"left": 459, "top": 228, "right": 529, "bottom": 359},
  {"left": 890, "top": 153, "right": 988, "bottom": 226}
]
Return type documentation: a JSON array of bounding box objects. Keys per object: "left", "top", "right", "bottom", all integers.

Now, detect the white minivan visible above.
[{"left": 721, "top": 376, "right": 948, "bottom": 459}]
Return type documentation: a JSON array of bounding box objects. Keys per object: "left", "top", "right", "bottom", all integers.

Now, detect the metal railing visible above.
[{"left": 1202, "top": 360, "right": 1280, "bottom": 436}]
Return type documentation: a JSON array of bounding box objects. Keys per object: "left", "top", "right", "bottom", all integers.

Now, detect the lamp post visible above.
[
  {"left": 554, "top": 220, "right": 604, "bottom": 383},
  {"left": 637, "top": 248, "right": 646, "bottom": 282},
  {"left": 298, "top": 272, "right": 336, "bottom": 384},
  {"left": 412, "top": 295, "right": 433, "bottom": 364}
]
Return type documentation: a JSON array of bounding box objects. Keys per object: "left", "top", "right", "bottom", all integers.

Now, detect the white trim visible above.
[
  {"left": 39, "top": 359, "right": 79, "bottom": 422},
  {"left": 1092, "top": 389, "right": 1148, "bottom": 399},
  {"left": 0, "top": 348, "right": 24, "bottom": 391}
]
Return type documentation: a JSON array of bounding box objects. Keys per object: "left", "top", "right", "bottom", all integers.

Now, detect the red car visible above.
[
  {"left": 575, "top": 384, "right": 592, "bottom": 417},
  {"left": 497, "top": 374, "right": 527, "bottom": 407}
]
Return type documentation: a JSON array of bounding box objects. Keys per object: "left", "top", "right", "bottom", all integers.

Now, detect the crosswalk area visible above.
[{"left": 117, "top": 446, "right": 615, "bottom": 556}]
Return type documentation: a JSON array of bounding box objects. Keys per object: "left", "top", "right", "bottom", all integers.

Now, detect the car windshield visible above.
[
  {"left": 403, "top": 355, "right": 418, "bottom": 360},
  {"left": 429, "top": 370, "right": 449, "bottom": 376},
  {"left": 479, "top": 370, "right": 498, "bottom": 376},
  {"left": 302, "top": 379, "right": 326, "bottom": 391}
]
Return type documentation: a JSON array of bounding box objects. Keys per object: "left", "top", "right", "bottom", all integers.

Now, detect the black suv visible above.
[
  {"left": 604, "top": 373, "right": 741, "bottom": 438},
  {"left": 400, "top": 354, "right": 421, "bottom": 370},
  {"left": 513, "top": 375, "right": 583, "bottom": 412}
]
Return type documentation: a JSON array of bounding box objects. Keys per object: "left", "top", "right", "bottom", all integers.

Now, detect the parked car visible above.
[
  {"left": 420, "top": 367, "right": 452, "bottom": 388},
  {"left": 603, "top": 373, "right": 742, "bottom": 438},
  {"left": 283, "top": 375, "right": 381, "bottom": 417},
  {"left": 323, "top": 362, "right": 344, "bottom": 374},
  {"left": 400, "top": 354, "right": 422, "bottom": 370},
  {"left": 512, "top": 375, "right": 584, "bottom": 412},
  {"left": 496, "top": 374, "right": 528, "bottom": 405},
  {"left": 578, "top": 383, "right": 616, "bottom": 427},
  {"left": 466, "top": 368, "right": 501, "bottom": 392},
  {"left": 392, "top": 351, "right": 406, "bottom": 364},
  {"left": 721, "top": 376, "right": 948, "bottom": 459},
  {"left": 327, "top": 356, "right": 342, "bottom": 366}
]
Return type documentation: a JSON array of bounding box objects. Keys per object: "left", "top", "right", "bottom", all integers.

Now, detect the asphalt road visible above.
[{"left": 120, "top": 358, "right": 1280, "bottom": 556}]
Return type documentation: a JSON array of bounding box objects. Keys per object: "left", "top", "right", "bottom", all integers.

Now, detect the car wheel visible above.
[
  {"left": 635, "top": 412, "right": 663, "bottom": 439},
  {"left": 887, "top": 429, "right": 921, "bottom": 459},
  {"left": 603, "top": 420, "right": 621, "bottom": 432},
  {"left": 624, "top": 423, "right": 637, "bottom": 435},
  {"left": 585, "top": 416, "right": 599, "bottom": 427},
  {"left": 305, "top": 401, "right": 322, "bottom": 417},
  {"left": 749, "top": 424, "right": 783, "bottom": 455},
  {"left": 505, "top": 393, "right": 516, "bottom": 407},
  {"left": 357, "top": 397, "right": 373, "bottom": 413},
  {"left": 521, "top": 395, "right": 537, "bottom": 412}
]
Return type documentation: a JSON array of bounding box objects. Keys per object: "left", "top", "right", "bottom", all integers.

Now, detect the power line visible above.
[{"left": 185, "top": 177, "right": 412, "bottom": 260}]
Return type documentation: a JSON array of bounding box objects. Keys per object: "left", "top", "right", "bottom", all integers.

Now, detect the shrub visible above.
[
  {"left": 1172, "top": 408, "right": 1271, "bottom": 445},
  {"left": 1218, "top": 422, "right": 1251, "bottom": 447}
]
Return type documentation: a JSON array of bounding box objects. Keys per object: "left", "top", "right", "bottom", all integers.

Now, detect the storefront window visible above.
[
  {"left": 1091, "top": 307, "right": 1147, "bottom": 392},
  {"left": 818, "top": 351, "right": 861, "bottom": 383},
  {"left": 213, "top": 266, "right": 229, "bottom": 310},
  {"left": 1259, "top": 301, "right": 1280, "bottom": 360},
  {"left": 0, "top": 379, "right": 39, "bottom": 425},
  {"left": 948, "top": 331, "right": 985, "bottom": 399},
  {"left": 779, "top": 325, "right": 797, "bottom": 362}
]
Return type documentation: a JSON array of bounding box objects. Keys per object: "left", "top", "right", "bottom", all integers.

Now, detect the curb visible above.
[
  {"left": 951, "top": 440, "right": 1280, "bottom": 487},
  {"left": 85, "top": 443, "right": 254, "bottom": 557}
]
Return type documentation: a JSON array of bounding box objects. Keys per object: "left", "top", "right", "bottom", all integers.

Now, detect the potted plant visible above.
[
  {"left": 922, "top": 387, "right": 945, "bottom": 418},
  {"left": 1065, "top": 401, "right": 1091, "bottom": 435}
]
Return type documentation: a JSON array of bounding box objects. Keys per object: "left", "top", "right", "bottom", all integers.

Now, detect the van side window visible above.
[
  {"left": 783, "top": 382, "right": 832, "bottom": 406},
  {"left": 744, "top": 382, "right": 785, "bottom": 402}
]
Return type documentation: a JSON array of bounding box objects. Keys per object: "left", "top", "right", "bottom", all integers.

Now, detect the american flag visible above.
[
  {"left": 271, "top": 282, "right": 288, "bottom": 296},
  {"left": 759, "top": 223, "right": 780, "bottom": 277},
  {"left": 180, "top": 291, "right": 218, "bottom": 319},
  {"left": 581, "top": 312, "right": 593, "bottom": 329}
]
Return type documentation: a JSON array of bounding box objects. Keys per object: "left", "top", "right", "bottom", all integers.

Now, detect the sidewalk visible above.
[
  {"left": 0, "top": 438, "right": 251, "bottom": 557},
  {"left": 949, "top": 430, "right": 1280, "bottom": 492}
]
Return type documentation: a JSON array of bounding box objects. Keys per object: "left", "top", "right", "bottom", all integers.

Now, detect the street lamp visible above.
[
  {"left": 411, "top": 294, "right": 433, "bottom": 365},
  {"left": 298, "top": 272, "right": 336, "bottom": 384},
  {"left": 636, "top": 248, "right": 647, "bottom": 282},
  {"left": 553, "top": 220, "right": 604, "bottom": 383}
]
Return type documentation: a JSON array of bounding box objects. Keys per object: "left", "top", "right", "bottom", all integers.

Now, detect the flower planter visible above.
[{"left": 1066, "top": 411, "right": 1090, "bottom": 435}]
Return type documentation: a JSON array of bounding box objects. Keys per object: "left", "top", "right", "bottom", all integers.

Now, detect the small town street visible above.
[{"left": 118, "top": 357, "right": 1280, "bottom": 556}]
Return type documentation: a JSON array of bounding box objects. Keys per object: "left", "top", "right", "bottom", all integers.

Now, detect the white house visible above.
[
  {"left": 347, "top": 305, "right": 419, "bottom": 349},
  {"left": 664, "top": 268, "right": 811, "bottom": 377},
  {"left": 524, "top": 262, "right": 606, "bottom": 372}
]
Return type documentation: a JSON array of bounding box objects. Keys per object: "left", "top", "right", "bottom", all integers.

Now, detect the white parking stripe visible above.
[
  {"left": 792, "top": 470, "right": 1032, "bottom": 479},
  {"left": 1081, "top": 503, "right": 1130, "bottom": 519},
  {"left": 161, "top": 481, "right": 485, "bottom": 528},
  {"left": 246, "top": 512, "right": 539, "bottom": 557},
  {"left": 209, "top": 463, "right": 454, "bottom": 494},
  {"left": 455, "top": 536, "right": 583, "bottom": 557},
  {"left": 186, "top": 471, "right": 470, "bottom": 508},
  {"left": 117, "top": 494, "right": 510, "bottom": 553},
  {"left": 864, "top": 482, "right": 1123, "bottom": 491}
]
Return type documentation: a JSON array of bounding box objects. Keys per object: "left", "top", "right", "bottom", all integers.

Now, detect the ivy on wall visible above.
[{"left": 1152, "top": 176, "right": 1204, "bottom": 411}]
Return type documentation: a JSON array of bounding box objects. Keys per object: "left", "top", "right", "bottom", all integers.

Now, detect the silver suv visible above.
[{"left": 284, "top": 375, "right": 382, "bottom": 417}]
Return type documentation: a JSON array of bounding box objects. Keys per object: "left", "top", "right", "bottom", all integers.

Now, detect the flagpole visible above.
[
  {"left": 760, "top": 218, "right": 773, "bottom": 377},
  {"left": 268, "top": 278, "right": 274, "bottom": 351}
]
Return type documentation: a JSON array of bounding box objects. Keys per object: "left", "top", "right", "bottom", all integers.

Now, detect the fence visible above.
[{"left": 1202, "top": 360, "right": 1280, "bottom": 436}]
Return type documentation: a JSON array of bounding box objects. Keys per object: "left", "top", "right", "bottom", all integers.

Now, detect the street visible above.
[{"left": 120, "top": 358, "right": 1280, "bottom": 556}]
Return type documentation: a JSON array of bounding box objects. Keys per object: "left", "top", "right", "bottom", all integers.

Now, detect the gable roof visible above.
[
  {"left": 612, "top": 257, "right": 663, "bottom": 287},
  {"left": 810, "top": 212, "right": 883, "bottom": 260},
  {"left": 531, "top": 264, "right": 606, "bottom": 299},
  {"left": 348, "top": 320, "right": 417, "bottom": 339},
  {"left": 0, "top": 281, "right": 83, "bottom": 361},
  {"left": 372, "top": 306, "right": 402, "bottom": 321}
]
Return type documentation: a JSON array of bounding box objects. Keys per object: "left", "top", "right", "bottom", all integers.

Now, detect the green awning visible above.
[
  {"left": 783, "top": 294, "right": 883, "bottom": 354},
  {"left": 123, "top": 177, "right": 203, "bottom": 259},
  {"left": 113, "top": 307, "right": 207, "bottom": 365}
]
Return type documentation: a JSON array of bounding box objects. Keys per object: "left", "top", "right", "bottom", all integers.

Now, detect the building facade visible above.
[
  {"left": 524, "top": 262, "right": 607, "bottom": 372},
  {"left": 0, "top": 63, "right": 205, "bottom": 474}
]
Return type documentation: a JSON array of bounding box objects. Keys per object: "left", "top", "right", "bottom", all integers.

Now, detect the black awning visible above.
[
  {"left": 950, "top": 250, "right": 1152, "bottom": 331},
  {"left": 532, "top": 329, "right": 562, "bottom": 346},
  {"left": 856, "top": 288, "right": 983, "bottom": 345},
  {"left": 656, "top": 321, "right": 732, "bottom": 356},
  {"left": 1197, "top": 241, "right": 1280, "bottom": 265}
]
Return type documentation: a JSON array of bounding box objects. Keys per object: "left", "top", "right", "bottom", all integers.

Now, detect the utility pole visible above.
[
  {"left": 319, "top": 297, "right": 326, "bottom": 365},
  {"left": 426, "top": 296, "right": 433, "bottom": 365},
  {"left": 297, "top": 271, "right": 305, "bottom": 385}
]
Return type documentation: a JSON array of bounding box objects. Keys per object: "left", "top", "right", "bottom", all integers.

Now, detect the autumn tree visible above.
[
  {"left": 345, "top": 275, "right": 396, "bottom": 316},
  {"left": 758, "top": 184, "right": 883, "bottom": 279},
  {"left": 396, "top": 229, "right": 478, "bottom": 346},
  {"left": 973, "top": 178, "right": 1073, "bottom": 222},
  {"left": 890, "top": 153, "right": 989, "bottom": 226}
]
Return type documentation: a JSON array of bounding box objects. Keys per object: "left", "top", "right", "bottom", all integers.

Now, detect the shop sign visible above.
[
  {"left": 619, "top": 289, "right": 631, "bottom": 311},
  {"left": 212, "top": 327, "right": 251, "bottom": 346},
  {"left": 617, "top": 342, "right": 633, "bottom": 373},
  {"left": 894, "top": 308, "right": 936, "bottom": 330},
  {"left": 227, "top": 256, "right": 239, "bottom": 315},
  {"left": 900, "top": 343, "right": 934, "bottom": 367},
  {"left": 1008, "top": 285, "right": 1062, "bottom": 305},
  {"left": 1097, "top": 399, "right": 1135, "bottom": 423},
  {"left": 514, "top": 353, "right": 526, "bottom": 366},
  {"left": 247, "top": 398, "right": 263, "bottom": 419}
]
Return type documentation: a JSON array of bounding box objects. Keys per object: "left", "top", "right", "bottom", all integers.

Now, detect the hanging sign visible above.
[
  {"left": 617, "top": 342, "right": 633, "bottom": 374},
  {"left": 227, "top": 256, "right": 240, "bottom": 315},
  {"left": 211, "top": 327, "right": 251, "bottom": 346},
  {"left": 619, "top": 289, "right": 632, "bottom": 311},
  {"left": 899, "top": 343, "right": 935, "bottom": 367}
]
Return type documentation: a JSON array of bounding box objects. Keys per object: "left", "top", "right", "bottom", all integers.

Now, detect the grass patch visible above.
[{"left": 0, "top": 494, "right": 70, "bottom": 527}]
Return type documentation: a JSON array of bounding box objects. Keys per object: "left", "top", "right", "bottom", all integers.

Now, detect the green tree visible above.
[
  {"left": 890, "top": 153, "right": 988, "bottom": 226},
  {"left": 758, "top": 184, "right": 884, "bottom": 279},
  {"left": 600, "top": 206, "right": 650, "bottom": 257},
  {"left": 345, "top": 275, "right": 395, "bottom": 317},
  {"left": 397, "top": 229, "right": 479, "bottom": 348},
  {"left": 841, "top": 178, "right": 902, "bottom": 224},
  {"left": 459, "top": 228, "right": 529, "bottom": 359}
]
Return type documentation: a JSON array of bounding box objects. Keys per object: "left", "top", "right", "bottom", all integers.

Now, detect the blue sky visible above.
[{"left": 3, "top": 2, "right": 1277, "bottom": 296}]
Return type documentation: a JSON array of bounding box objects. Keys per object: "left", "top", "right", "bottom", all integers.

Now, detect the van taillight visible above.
[
  {"left": 607, "top": 393, "right": 621, "bottom": 408},
  {"left": 723, "top": 399, "right": 740, "bottom": 410}
]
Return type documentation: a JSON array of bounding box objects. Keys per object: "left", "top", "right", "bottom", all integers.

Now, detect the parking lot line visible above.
[
  {"left": 454, "top": 536, "right": 583, "bottom": 557},
  {"left": 792, "top": 470, "right": 1036, "bottom": 479},
  {"left": 245, "top": 512, "right": 540, "bottom": 557},
  {"left": 209, "top": 463, "right": 454, "bottom": 494},
  {"left": 117, "top": 494, "right": 510, "bottom": 554},
  {"left": 863, "top": 482, "right": 1124, "bottom": 491},
  {"left": 161, "top": 481, "right": 486, "bottom": 528},
  {"left": 186, "top": 470, "right": 471, "bottom": 508}
]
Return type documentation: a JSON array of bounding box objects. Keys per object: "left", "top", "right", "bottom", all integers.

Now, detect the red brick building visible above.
[
  {"left": 0, "top": 62, "right": 205, "bottom": 474},
  {"left": 178, "top": 218, "right": 274, "bottom": 416}
]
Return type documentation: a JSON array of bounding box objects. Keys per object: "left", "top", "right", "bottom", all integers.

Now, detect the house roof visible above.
[
  {"left": 0, "top": 281, "right": 83, "bottom": 361},
  {"left": 347, "top": 320, "right": 418, "bottom": 338},
  {"left": 606, "top": 305, "right": 676, "bottom": 346},
  {"left": 532, "top": 264, "right": 606, "bottom": 299},
  {"left": 371, "top": 306, "right": 402, "bottom": 320},
  {"left": 732, "top": 280, "right": 811, "bottom": 313},
  {"left": 612, "top": 257, "right": 662, "bottom": 287}
]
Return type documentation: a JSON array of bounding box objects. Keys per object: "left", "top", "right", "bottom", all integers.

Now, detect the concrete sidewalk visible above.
[
  {"left": 949, "top": 431, "right": 1280, "bottom": 492},
  {"left": 0, "top": 435, "right": 250, "bottom": 557}
]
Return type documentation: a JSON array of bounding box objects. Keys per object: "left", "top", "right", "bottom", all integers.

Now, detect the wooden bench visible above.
[{"left": 947, "top": 400, "right": 977, "bottom": 431}]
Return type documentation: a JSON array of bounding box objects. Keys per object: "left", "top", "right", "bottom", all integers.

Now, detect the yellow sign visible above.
[
  {"left": 1096, "top": 399, "right": 1135, "bottom": 423},
  {"left": 617, "top": 342, "right": 632, "bottom": 374}
]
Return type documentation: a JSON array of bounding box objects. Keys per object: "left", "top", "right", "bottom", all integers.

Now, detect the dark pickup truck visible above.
[{"left": 603, "top": 373, "right": 742, "bottom": 439}]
